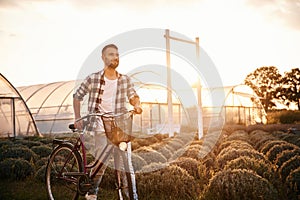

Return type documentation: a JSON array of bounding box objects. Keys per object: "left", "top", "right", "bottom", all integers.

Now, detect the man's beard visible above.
[{"left": 108, "top": 60, "right": 119, "bottom": 69}]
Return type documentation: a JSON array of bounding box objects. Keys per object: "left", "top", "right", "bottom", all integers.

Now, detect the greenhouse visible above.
[
  {"left": 202, "top": 85, "right": 267, "bottom": 127},
  {"left": 0, "top": 73, "right": 38, "bottom": 138},
  {"left": 17, "top": 80, "right": 77, "bottom": 135},
  {"left": 17, "top": 80, "right": 184, "bottom": 135},
  {"left": 15, "top": 76, "right": 266, "bottom": 135}
]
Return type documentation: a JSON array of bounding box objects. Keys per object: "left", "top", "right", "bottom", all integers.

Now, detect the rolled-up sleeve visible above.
[
  {"left": 73, "top": 76, "right": 91, "bottom": 101},
  {"left": 127, "top": 76, "right": 139, "bottom": 100}
]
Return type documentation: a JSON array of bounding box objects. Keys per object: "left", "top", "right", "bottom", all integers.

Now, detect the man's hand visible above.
[
  {"left": 134, "top": 106, "right": 143, "bottom": 114},
  {"left": 73, "top": 98, "right": 83, "bottom": 130},
  {"left": 74, "top": 120, "right": 83, "bottom": 130},
  {"left": 130, "top": 96, "right": 142, "bottom": 114}
]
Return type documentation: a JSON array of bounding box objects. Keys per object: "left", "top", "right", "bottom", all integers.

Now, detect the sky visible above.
[{"left": 0, "top": 0, "right": 300, "bottom": 87}]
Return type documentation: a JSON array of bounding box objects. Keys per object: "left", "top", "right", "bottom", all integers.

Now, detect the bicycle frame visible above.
[
  {"left": 52, "top": 126, "right": 119, "bottom": 177},
  {"left": 52, "top": 111, "right": 134, "bottom": 184},
  {"left": 47, "top": 111, "right": 137, "bottom": 199}
]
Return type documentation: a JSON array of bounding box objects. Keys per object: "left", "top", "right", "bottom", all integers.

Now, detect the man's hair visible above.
[{"left": 102, "top": 44, "right": 118, "bottom": 55}]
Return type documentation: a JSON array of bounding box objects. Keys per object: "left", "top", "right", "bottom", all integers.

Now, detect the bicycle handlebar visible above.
[{"left": 69, "top": 110, "right": 135, "bottom": 131}]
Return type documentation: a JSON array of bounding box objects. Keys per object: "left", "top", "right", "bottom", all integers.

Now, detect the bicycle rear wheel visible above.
[{"left": 45, "top": 143, "right": 83, "bottom": 200}]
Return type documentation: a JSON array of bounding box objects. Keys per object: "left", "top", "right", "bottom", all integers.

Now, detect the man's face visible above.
[{"left": 102, "top": 47, "right": 119, "bottom": 69}]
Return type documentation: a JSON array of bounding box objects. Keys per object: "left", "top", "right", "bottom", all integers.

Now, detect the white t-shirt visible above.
[{"left": 96, "top": 76, "right": 118, "bottom": 132}]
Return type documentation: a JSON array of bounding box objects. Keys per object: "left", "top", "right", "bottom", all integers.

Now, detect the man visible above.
[{"left": 73, "top": 44, "right": 142, "bottom": 200}]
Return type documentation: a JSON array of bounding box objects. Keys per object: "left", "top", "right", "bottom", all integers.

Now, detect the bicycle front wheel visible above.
[
  {"left": 45, "top": 143, "right": 83, "bottom": 200},
  {"left": 115, "top": 143, "right": 138, "bottom": 200}
]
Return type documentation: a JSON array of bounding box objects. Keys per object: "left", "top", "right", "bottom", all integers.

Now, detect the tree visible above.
[
  {"left": 244, "top": 66, "right": 282, "bottom": 111},
  {"left": 278, "top": 68, "right": 300, "bottom": 110}
]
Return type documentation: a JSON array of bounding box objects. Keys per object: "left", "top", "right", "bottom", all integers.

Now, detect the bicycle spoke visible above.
[{"left": 46, "top": 144, "right": 83, "bottom": 200}]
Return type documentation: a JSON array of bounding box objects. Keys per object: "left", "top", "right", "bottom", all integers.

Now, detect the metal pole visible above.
[
  {"left": 165, "top": 29, "right": 174, "bottom": 137},
  {"left": 164, "top": 30, "right": 203, "bottom": 138},
  {"left": 12, "top": 98, "right": 16, "bottom": 138},
  {"left": 195, "top": 37, "right": 203, "bottom": 139}
]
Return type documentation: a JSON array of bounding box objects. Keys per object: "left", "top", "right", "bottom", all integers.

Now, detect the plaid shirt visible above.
[{"left": 73, "top": 70, "right": 138, "bottom": 130}]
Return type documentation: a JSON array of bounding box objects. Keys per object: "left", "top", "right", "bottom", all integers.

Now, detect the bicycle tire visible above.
[
  {"left": 121, "top": 170, "right": 135, "bottom": 200},
  {"left": 45, "top": 143, "right": 83, "bottom": 200}
]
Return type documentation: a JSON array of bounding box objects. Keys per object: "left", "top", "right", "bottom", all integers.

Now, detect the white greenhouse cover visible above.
[{"left": 0, "top": 73, "right": 38, "bottom": 138}]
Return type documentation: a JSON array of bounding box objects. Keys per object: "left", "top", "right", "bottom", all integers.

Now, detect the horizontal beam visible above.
[{"left": 164, "top": 34, "right": 198, "bottom": 45}]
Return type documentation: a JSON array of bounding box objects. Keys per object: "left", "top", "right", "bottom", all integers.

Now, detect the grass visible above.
[
  {"left": 0, "top": 177, "right": 118, "bottom": 200},
  {"left": 0, "top": 178, "right": 48, "bottom": 200}
]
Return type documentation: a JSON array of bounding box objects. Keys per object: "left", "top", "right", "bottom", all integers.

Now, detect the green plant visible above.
[
  {"left": 189, "top": 139, "right": 203, "bottom": 146},
  {"left": 168, "top": 148, "right": 186, "bottom": 162},
  {"left": 282, "top": 134, "right": 300, "bottom": 147},
  {"left": 279, "top": 155, "right": 300, "bottom": 182},
  {"left": 164, "top": 137, "right": 186, "bottom": 152},
  {"left": 177, "top": 132, "right": 196, "bottom": 144},
  {"left": 296, "top": 138, "right": 300, "bottom": 147},
  {"left": 34, "top": 164, "right": 46, "bottom": 183},
  {"left": 135, "top": 137, "right": 157, "bottom": 147},
  {"left": 133, "top": 146, "right": 167, "bottom": 165},
  {"left": 272, "top": 130, "right": 287, "bottom": 138},
  {"left": 217, "top": 148, "right": 265, "bottom": 169},
  {"left": 137, "top": 162, "right": 168, "bottom": 173},
  {"left": 35, "top": 157, "right": 49, "bottom": 169},
  {"left": 180, "top": 146, "right": 200, "bottom": 160},
  {"left": 188, "top": 143, "right": 202, "bottom": 151},
  {"left": 266, "top": 143, "right": 299, "bottom": 163},
  {"left": 153, "top": 133, "right": 168, "bottom": 141},
  {"left": 226, "top": 130, "right": 250, "bottom": 143},
  {"left": 201, "top": 133, "right": 221, "bottom": 150},
  {"left": 31, "top": 145, "right": 52, "bottom": 158},
  {"left": 38, "top": 137, "right": 54, "bottom": 145},
  {"left": 130, "top": 139, "right": 140, "bottom": 150},
  {"left": 275, "top": 149, "right": 300, "bottom": 169},
  {"left": 202, "top": 152, "right": 218, "bottom": 171},
  {"left": 164, "top": 143, "right": 176, "bottom": 154},
  {"left": 0, "top": 140, "right": 13, "bottom": 148},
  {"left": 149, "top": 143, "right": 173, "bottom": 160},
  {"left": 266, "top": 110, "right": 283, "bottom": 124},
  {"left": 0, "top": 146, "right": 37, "bottom": 162},
  {"left": 170, "top": 157, "right": 200, "bottom": 179},
  {"left": 0, "top": 158, "right": 35, "bottom": 180},
  {"left": 137, "top": 165, "right": 198, "bottom": 200},
  {"left": 224, "top": 156, "right": 275, "bottom": 181},
  {"left": 197, "top": 160, "right": 213, "bottom": 191},
  {"left": 260, "top": 140, "right": 288, "bottom": 154},
  {"left": 200, "top": 169, "right": 279, "bottom": 200},
  {"left": 249, "top": 130, "right": 275, "bottom": 150},
  {"left": 99, "top": 166, "right": 116, "bottom": 189},
  {"left": 200, "top": 144, "right": 217, "bottom": 159},
  {"left": 254, "top": 137, "right": 276, "bottom": 151},
  {"left": 131, "top": 153, "right": 147, "bottom": 171},
  {"left": 171, "top": 156, "right": 212, "bottom": 191},
  {"left": 222, "top": 125, "right": 247, "bottom": 134},
  {"left": 279, "top": 111, "right": 300, "bottom": 124},
  {"left": 217, "top": 140, "right": 253, "bottom": 157},
  {"left": 14, "top": 139, "right": 42, "bottom": 148},
  {"left": 286, "top": 167, "right": 300, "bottom": 198}
]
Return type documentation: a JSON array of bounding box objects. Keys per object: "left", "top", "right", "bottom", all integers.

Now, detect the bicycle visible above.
[{"left": 45, "top": 111, "right": 138, "bottom": 200}]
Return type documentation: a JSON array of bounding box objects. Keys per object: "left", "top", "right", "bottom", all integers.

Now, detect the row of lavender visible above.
[
  {"left": 128, "top": 128, "right": 300, "bottom": 199},
  {"left": 0, "top": 127, "right": 299, "bottom": 199}
]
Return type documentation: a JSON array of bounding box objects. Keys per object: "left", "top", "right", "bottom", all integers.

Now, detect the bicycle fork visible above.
[{"left": 114, "top": 142, "right": 138, "bottom": 200}]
